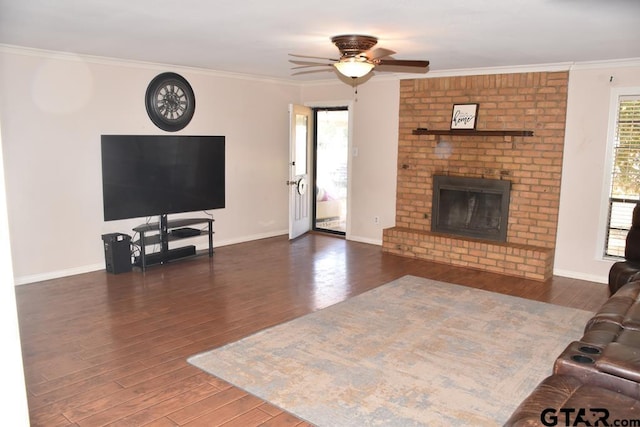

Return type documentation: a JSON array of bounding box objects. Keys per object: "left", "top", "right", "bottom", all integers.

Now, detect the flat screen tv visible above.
[{"left": 101, "top": 135, "right": 225, "bottom": 221}]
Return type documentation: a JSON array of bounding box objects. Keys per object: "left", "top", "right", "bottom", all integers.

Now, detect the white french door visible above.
[{"left": 288, "top": 104, "right": 312, "bottom": 239}]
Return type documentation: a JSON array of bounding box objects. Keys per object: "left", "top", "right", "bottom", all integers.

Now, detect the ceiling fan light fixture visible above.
[
  {"left": 290, "top": 34, "right": 429, "bottom": 80},
  {"left": 334, "top": 57, "right": 374, "bottom": 78}
]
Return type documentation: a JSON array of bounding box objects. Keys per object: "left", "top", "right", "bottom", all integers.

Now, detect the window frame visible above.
[{"left": 600, "top": 87, "right": 640, "bottom": 259}]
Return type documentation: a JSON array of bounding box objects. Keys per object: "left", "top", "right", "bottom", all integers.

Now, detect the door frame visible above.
[
  {"left": 305, "top": 101, "right": 354, "bottom": 239},
  {"left": 312, "top": 106, "right": 350, "bottom": 236}
]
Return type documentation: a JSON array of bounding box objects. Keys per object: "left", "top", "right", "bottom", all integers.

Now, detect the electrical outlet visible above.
[{"left": 374, "top": 216, "right": 380, "bottom": 224}]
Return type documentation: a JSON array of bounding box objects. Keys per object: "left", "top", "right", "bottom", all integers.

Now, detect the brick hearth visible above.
[{"left": 382, "top": 72, "right": 569, "bottom": 281}]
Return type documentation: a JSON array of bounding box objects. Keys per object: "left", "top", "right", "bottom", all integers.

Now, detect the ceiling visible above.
[{"left": 1, "top": 0, "right": 639, "bottom": 82}]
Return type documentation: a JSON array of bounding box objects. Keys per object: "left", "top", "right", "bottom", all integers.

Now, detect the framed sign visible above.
[{"left": 450, "top": 103, "right": 478, "bottom": 130}]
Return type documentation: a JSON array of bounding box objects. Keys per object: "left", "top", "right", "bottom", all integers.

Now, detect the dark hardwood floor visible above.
[{"left": 15, "top": 234, "right": 609, "bottom": 426}]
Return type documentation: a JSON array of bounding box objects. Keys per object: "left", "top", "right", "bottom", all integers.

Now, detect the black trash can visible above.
[{"left": 101, "top": 233, "right": 132, "bottom": 274}]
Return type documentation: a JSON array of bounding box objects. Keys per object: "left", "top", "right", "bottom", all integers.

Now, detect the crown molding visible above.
[
  {"left": 397, "top": 62, "right": 574, "bottom": 79},
  {"left": 568, "top": 57, "right": 640, "bottom": 70},
  {"left": 3, "top": 44, "right": 639, "bottom": 86},
  {"left": 396, "top": 58, "right": 640, "bottom": 80},
  {"left": 0, "top": 44, "right": 302, "bottom": 86}
]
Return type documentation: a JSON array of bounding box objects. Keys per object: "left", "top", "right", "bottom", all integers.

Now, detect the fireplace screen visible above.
[{"left": 431, "top": 175, "right": 511, "bottom": 242}]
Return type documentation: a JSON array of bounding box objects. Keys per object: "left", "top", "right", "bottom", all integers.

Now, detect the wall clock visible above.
[{"left": 145, "top": 72, "right": 195, "bottom": 132}]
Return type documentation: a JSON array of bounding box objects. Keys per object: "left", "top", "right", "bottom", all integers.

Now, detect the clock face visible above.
[{"left": 145, "top": 72, "right": 195, "bottom": 132}]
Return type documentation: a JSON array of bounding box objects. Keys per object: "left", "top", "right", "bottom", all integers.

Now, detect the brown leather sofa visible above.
[
  {"left": 504, "top": 281, "right": 640, "bottom": 426},
  {"left": 609, "top": 203, "right": 640, "bottom": 295},
  {"left": 504, "top": 374, "right": 640, "bottom": 426}
]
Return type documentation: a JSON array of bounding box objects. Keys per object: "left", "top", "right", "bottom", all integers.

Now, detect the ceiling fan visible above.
[{"left": 289, "top": 34, "right": 429, "bottom": 79}]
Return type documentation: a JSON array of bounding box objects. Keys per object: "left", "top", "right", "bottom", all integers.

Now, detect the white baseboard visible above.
[
  {"left": 347, "top": 235, "right": 382, "bottom": 246},
  {"left": 14, "top": 230, "right": 290, "bottom": 286},
  {"left": 552, "top": 268, "right": 608, "bottom": 285},
  {"left": 15, "top": 238, "right": 609, "bottom": 287},
  {"left": 197, "top": 230, "right": 288, "bottom": 249},
  {"left": 14, "top": 263, "right": 105, "bottom": 286}
]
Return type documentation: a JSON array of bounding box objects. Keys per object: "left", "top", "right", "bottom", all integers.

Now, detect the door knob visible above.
[{"left": 286, "top": 178, "right": 307, "bottom": 195}]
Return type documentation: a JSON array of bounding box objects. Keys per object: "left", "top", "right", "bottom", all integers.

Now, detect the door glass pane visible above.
[
  {"left": 315, "top": 109, "right": 348, "bottom": 234},
  {"left": 295, "top": 114, "right": 307, "bottom": 176}
]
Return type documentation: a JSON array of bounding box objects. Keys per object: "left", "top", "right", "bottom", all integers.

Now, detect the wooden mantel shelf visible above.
[{"left": 412, "top": 128, "right": 534, "bottom": 137}]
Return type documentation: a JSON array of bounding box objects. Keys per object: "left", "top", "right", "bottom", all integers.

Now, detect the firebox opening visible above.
[{"left": 431, "top": 175, "right": 511, "bottom": 242}]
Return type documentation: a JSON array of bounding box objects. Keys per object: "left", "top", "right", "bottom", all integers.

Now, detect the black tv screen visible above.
[{"left": 101, "top": 135, "right": 225, "bottom": 221}]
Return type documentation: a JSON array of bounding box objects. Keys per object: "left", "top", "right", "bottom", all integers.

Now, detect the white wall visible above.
[
  {"left": 554, "top": 61, "right": 640, "bottom": 283},
  {"left": 302, "top": 78, "right": 400, "bottom": 244},
  {"left": 0, "top": 47, "right": 301, "bottom": 283},
  {"left": 3, "top": 44, "right": 639, "bottom": 285},
  {"left": 0, "top": 121, "right": 30, "bottom": 425}
]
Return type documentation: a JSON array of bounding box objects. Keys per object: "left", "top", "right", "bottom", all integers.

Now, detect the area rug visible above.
[{"left": 188, "top": 275, "right": 594, "bottom": 426}]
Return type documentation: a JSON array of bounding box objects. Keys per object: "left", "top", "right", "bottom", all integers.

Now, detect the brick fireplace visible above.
[{"left": 382, "top": 72, "right": 569, "bottom": 281}]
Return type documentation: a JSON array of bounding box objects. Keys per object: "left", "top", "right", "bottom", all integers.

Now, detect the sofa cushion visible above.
[
  {"left": 626, "top": 227, "right": 640, "bottom": 261},
  {"left": 596, "top": 342, "right": 640, "bottom": 383},
  {"left": 582, "top": 320, "right": 640, "bottom": 348},
  {"left": 624, "top": 203, "right": 640, "bottom": 260},
  {"left": 609, "top": 262, "right": 640, "bottom": 295},
  {"left": 586, "top": 280, "right": 640, "bottom": 330}
]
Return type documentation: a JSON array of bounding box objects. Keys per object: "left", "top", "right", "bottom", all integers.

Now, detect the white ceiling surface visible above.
[{"left": 1, "top": 0, "right": 639, "bottom": 81}]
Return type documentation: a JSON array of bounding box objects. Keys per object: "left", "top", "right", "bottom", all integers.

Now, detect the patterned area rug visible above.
[{"left": 188, "top": 275, "right": 594, "bottom": 426}]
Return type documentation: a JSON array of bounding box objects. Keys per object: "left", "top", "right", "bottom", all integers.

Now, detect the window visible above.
[{"left": 605, "top": 93, "right": 640, "bottom": 257}]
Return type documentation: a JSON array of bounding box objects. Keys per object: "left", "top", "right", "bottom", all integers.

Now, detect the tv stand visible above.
[{"left": 132, "top": 215, "right": 214, "bottom": 271}]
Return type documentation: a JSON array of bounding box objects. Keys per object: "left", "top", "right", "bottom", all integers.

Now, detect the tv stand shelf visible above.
[{"left": 132, "top": 217, "right": 214, "bottom": 271}]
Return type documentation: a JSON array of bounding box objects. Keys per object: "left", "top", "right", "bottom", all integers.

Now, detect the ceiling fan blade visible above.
[
  {"left": 291, "top": 68, "right": 335, "bottom": 76},
  {"left": 289, "top": 59, "right": 333, "bottom": 66},
  {"left": 289, "top": 53, "right": 338, "bottom": 62},
  {"left": 365, "top": 47, "right": 396, "bottom": 60},
  {"left": 376, "top": 59, "right": 430, "bottom": 68},
  {"left": 291, "top": 64, "right": 333, "bottom": 70}
]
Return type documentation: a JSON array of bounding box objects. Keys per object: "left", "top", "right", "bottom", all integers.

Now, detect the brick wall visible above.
[{"left": 382, "top": 72, "right": 569, "bottom": 281}]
